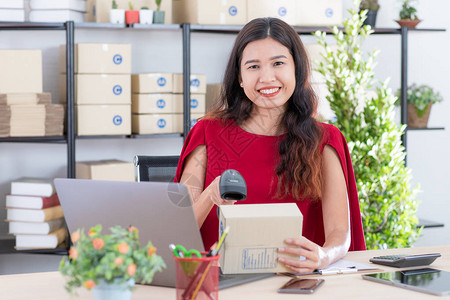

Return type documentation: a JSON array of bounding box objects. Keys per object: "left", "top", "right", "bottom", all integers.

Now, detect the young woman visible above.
[{"left": 175, "top": 17, "right": 366, "bottom": 273}]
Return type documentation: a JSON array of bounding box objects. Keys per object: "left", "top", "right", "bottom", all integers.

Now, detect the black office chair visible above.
[{"left": 133, "top": 155, "right": 180, "bottom": 182}]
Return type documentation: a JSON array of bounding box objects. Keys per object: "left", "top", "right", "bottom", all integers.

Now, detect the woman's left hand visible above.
[{"left": 277, "top": 236, "right": 327, "bottom": 274}]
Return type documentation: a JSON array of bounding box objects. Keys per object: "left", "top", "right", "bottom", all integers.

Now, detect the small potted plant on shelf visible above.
[
  {"left": 59, "top": 224, "right": 165, "bottom": 300},
  {"left": 139, "top": 6, "right": 153, "bottom": 24},
  {"left": 109, "top": 0, "right": 125, "bottom": 24},
  {"left": 397, "top": 84, "right": 443, "bottom": 128},
  {"left": 360, "top": 0, "right": 380, "bottom": 28},
  {"left": 153, "top": 0, "right": 165, "bottom": 24},
  {"left": 396, "top": 0, "right": 421, "bottom": 28},
  {"left": 125, "top": 1, "right": 139, "bottom": 25}
]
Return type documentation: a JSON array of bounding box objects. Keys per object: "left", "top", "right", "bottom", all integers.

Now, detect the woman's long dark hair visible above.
[{"left": 207, "top": 17, "right": 323, "bottom": 200}]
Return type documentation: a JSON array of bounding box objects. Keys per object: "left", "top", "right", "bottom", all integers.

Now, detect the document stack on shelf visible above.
[{"left": 5, "top": 178, "right": 68, "bottom": 250}]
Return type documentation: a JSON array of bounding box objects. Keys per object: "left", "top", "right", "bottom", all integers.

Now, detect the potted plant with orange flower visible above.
[{"left": 59, "top": 224, "right": 165, "bottom": 300}]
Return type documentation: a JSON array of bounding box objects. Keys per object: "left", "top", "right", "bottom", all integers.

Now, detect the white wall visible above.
[{"left": 1, "top": 0, "right": 449, "bottom": 245}]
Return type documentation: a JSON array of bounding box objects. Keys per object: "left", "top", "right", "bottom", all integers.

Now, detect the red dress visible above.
[{"left": 175, "top": 118, "right": 366, "bottom": 251}]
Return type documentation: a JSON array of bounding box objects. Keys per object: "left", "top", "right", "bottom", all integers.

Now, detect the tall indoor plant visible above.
[{"left": 314, "top": 0, "right": 421, "bottom": 249}]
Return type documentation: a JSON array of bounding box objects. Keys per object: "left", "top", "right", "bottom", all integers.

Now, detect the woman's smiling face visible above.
[{"left": 240, "top": 37, "right": 296, "bottom": 115}]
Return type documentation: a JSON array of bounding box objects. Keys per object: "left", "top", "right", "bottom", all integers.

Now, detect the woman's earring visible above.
[{"left": 240, "top": 82, "right": 243, "bottom": 87}]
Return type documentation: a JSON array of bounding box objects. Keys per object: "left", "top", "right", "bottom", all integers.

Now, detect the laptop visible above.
[{"left": 54, "top": 178, "right": 274, "bottom": 289}]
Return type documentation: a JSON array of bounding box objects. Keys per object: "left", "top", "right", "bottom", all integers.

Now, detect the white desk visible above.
[{"left": 1, "top": 245, "right": 449, "bottom": 299}]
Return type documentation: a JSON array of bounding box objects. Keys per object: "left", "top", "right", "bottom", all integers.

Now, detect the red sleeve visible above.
[
  {"left": 174, "top": 119, "right": 207, "bottom": 183},
  {"left": 322, "top": 123, "right": 366, "bottom": 251}
]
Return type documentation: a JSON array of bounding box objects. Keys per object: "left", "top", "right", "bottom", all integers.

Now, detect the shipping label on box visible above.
[
  {"left": 173, "top": 0, "right": 246, "bottom": 25},
  {"left": 247, "top": 0, "right": 295, "bottom": 25},
  {"left": 85, "top": 0, "right": 172, "bottom": 23},
  {"left": 132, "top": 113, "right": 182, "bottom": 134},
  {"left": 295, "top": 0, "right": 342, "bottom": 26},
  {"left": 0, "top": 50, "right": 43, "bottom": 94},
  {"left": 173, "top": 74, "right": 206, "bottom": 94},
  {"left": 132, "top": 93, "right": 181, "bottom": 114},
  {"left": 59, "top": 44, "right": 132, "bottom": 74},
  {"left": 132, "top": 73, "right": 173, "bottom": 93},
  {"left": 76, "top": 159, "right": 135, "bottom": 181},
  {"left": 218, "top": 203, "right": 302, "bottom": 274},
  {"left": 77, "top": 104, "right": 131, "bottom": 135},
  {"left": 172, "top": 93, "right": 205, "bottom": 114}
]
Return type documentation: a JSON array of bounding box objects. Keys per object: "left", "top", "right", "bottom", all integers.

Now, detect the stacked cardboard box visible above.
[
  {"left": 0, "top": 50, "right": 64, "bottom": 137},
  {"left": 59, "top": 43, "right": 132, "bottom": 136},
  {"left": 131, "top": 73, "right": 207, "bottom": 134},
  {"left": 172, "top": 73, "right": 207, "bottom": 128},
  {"left": 29, "top": 0, "right": 87, "bottom": 22},
  {"left": 0, "top": 0, "right": 25, "bottom": 22}
]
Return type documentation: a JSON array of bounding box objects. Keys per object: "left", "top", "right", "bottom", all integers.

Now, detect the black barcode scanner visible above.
[
  {"left": 217, "top": 169, "right": 247, "bottom": 217},
  {"left": 219, "top": 169, "right": 247, "bottom": 201}
]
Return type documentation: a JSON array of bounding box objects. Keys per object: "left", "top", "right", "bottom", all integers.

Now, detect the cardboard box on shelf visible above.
[
  {"left": 218, "top": 203, "right": 302, "bottom": 274},
  {"left": 29, "top": 0, "right": 87, "bottom": 12},
  {"left": 247, "top": 0, "right": 295, "bottom": 25},
  {"left": 131, "top": 73, "right": 173, "bottom": 94},
  {"left": 29, "top": 10, "right": 85, "bottom": 22},
  {"left": 132, "top": 93, "right": 181, "bottom": 114},
  {"left": 294, "top": 0, "right": 342, "bottom": 26},
  {"left": 173, "top": 74, "right": 206, "bottom": 94},
  {"left": 76, "top": 159, "right": 135, "bottom": 182},
  {"left": 76, "top": 105, "right": 131, "bottom": 135},
  {"left": 59, "top": 43, "right": 131, "bottom": 74},
  {"left": 172, "top": 93, "right": 205, "bottom": 114},
  {"left": 173, "top": 0, "right": 246, "bottom": 25},
  {"left": 0, "top": 50, "right": 42, "bottom": 94},
  {"left": 59, "top": 74, "right": 131, "bottom": 104},
  {"left": 85, "top": 0, "right": 172, "bottom": 23},
  {"left": 206, "top": 83, "right": 222, "bottom": 112},
  {"left": 190, "top": 113, "right": 204, "bottom": 128},
  {"left": 132, "top": 113, "right": 182, "bottom": 134},
  {"left": 0, "top": 9, "right": 24, "bottom": 21}
]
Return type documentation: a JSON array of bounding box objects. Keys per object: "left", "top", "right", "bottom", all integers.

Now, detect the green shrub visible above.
[{"left": 314, "top": 0, "right": 421, "bottom": 249}]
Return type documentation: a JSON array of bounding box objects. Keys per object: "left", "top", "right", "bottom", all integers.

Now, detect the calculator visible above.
[{"left": 369, "top": 253, "right": 441, "bottom": 268}]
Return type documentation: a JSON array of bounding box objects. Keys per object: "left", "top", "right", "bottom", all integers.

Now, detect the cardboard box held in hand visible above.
[{"left": 218, "top": 203, "right": 302, "bottom": 274}]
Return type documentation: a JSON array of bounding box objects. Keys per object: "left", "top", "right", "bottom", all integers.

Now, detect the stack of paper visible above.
[
  {"left": 0, "top": 105, "right": 10, "bottom": 137},
  {"left": 29, "top": 0, "right": 87, "bottom": 23},
  {"left": 9, "top": 104, "right": 46, "bottom": 137},
  {"left": 45, "top": 104, "right": 65, "bottom": 136},
  {"left": 0, "top": 93, "right": 51, "bottom": 105},
  {"left": 0, "top": 0, "right": 25, "bottom": 22}
]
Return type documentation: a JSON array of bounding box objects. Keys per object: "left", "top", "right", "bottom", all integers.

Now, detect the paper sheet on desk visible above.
[{"left": 283, "top": 259, "right": 380, "bottom": 276}]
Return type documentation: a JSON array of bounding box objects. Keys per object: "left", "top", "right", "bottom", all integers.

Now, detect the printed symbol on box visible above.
[
  {"left": 190, "top": 98, "right": 199, "bottom": 108},
  {"left": 113, "top": 85, "right": 122, "bottom": 95},
  {"left": 325, "top": 8, "right": 334, "bottom": 18},
  {"left": 190, "top": 78, "right": 200, "bottom": 88},
  {"left": 191, "top": 118, "right": 197, "bottom": 128},
  {"left": 242, "top": 248, "right": 278, "bottom": 270},
  {"left": 157, "top": 77, "right": 166, "bottom": 87},
  {"left": 157, "top": 118, "right": 166, "bottom": 128},
  {"left": 112, "top": 115, "right": 122, "bottom": 126},
  {"left": 278, "top": 7, "right": 287, "bottom": 17},
  {"left": 156, "top": 99, "right": 166, "bottom": 109},
  {"left": 229, "top": 6, "right": 238, "bottom": 16},
  {"left": 113, "top": 54, "right": 123, "bottom": 65},
  {"left": 219, "top": 221, "right": 224, "bottom": 239}
]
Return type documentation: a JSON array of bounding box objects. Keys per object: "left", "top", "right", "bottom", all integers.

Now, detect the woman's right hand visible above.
[{"left": 204, "top": 176, "right": 237, "bottom": 206}]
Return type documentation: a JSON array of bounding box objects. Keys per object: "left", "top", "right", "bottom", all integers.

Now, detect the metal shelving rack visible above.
[{"left": 0, "top": 21, "right": 75, "bottom": 178}]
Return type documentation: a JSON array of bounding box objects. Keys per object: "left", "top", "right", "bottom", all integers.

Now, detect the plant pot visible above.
[
  {"left": 407, "top": 103, "right": 432, "bottom": 128},
  {"left": 125, "top": 10, "right": 139, "bottom": 25},
  {"left": 109, "top": 9, "right": 125, "bottom": 24},
  {"left": 139, "top": 10, "right": 153, "bottom": 24},
  {"left": 92, "top": 278, "right": 135, "bottom": 300},
  {"left": 363, "top": 10, "right": 378, "bottom": 28},
  {"left": 153, "top": 10, "right": 165, "bottom": 24},
  {"left": 395, "top": 19, "right": 421, "bottom": 28}
]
